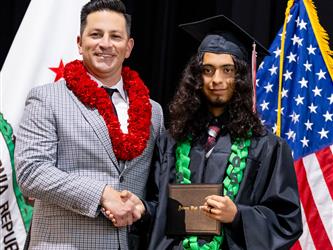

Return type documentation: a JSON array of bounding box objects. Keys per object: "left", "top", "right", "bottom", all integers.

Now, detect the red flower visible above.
[{"left": 64, "top": 60, "right": 152, "bottom": 161}]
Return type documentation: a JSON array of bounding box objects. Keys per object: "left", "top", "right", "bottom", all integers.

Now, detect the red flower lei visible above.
[{"left": 63, "top": 60, "right": 152, "bottom": 161}]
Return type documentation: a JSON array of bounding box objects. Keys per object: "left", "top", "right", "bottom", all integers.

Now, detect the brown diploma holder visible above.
[{"left": 166, "top": 184, "right": 223, "bottom": 236}]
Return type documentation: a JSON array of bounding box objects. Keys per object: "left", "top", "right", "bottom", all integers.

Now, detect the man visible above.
[
  {"left": 14, "top": 0, "right": 164, "bottom": 249},
  {"left": 144, "top": 15, "right": 303, "bottom": 249}
]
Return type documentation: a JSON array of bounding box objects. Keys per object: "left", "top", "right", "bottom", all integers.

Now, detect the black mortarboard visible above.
[{"left": 179, "top": 15, "right": 270, "bottom": 62}]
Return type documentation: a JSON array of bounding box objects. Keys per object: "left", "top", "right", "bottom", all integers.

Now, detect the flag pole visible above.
[{"left": 277, "top": 0, "right": 295, "bottom": 137}]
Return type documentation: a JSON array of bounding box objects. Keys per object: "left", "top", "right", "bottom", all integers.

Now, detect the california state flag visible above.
[{"left": 0, "top": 0, "right": 88, "bottom": 248}]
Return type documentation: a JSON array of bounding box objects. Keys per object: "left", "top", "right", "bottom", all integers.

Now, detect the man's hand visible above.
[
  {"left": 202, "top": 195, "right": 238, "bottom": 223},
  {"left": 100, "top": 186, "right": 145, "bottom": 227},
  {"left": 100, "top": 186, "right": 135, "bottom": 227}
]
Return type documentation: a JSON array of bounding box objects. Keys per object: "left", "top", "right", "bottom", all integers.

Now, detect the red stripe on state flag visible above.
[
  {"left": 294, "top": 159, "right": 332, "bottom": 250},
  {"left": 315, "top": 145, "right": 333, "bottom": 199}
]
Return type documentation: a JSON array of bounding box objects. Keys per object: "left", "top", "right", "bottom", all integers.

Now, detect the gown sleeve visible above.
[
  {"left": 140, "top": 134, "right": 169, "bottom": 242},
  {"left": 224, "top": 136, "right": 303, "bottom": 249}
]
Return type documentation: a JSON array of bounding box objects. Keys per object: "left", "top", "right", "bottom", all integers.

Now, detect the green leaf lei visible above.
[{"left": 175, "top": 134, "right": 251, "bottom": 250}]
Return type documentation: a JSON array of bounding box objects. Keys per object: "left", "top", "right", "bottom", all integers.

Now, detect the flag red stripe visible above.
[
  {"left": 294, "top": 159, "right": 331, "bottom": 249},
  {"left": 290, "top": 240, "right": 302, "bottom": 250},
  {"left": 315, "top": 146, "right": 333, "bottom": 199}
]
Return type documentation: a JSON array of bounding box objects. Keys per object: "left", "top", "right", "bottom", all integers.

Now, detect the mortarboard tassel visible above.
[{"left": 251, "top": 42, "right": 257, "bottom": 112}]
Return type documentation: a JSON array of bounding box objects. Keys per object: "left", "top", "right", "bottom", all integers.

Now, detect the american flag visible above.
[{"left": 256, "top": 0, "right": 333, "bottom": 249}]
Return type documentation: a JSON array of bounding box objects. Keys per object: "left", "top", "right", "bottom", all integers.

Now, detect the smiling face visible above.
[
  {"left": 77, "top": 10, "right": 134, "bottom": 86},
  {"left": 201, "top": 52, "right": 236, "bottom": 116}
]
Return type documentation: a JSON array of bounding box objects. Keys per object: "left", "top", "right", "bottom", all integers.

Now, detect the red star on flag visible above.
[{"left": 49, "top": 59, "right": 65, "bottom": 81}]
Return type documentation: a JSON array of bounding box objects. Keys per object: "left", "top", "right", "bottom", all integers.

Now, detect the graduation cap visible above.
[{"left": 179, "top": 15, "right": 270, "bottom": 62}]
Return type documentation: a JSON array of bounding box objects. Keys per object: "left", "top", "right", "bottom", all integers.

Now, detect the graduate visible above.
[{"left": 144, "top": 15, "right": 303, "bottom": 250}]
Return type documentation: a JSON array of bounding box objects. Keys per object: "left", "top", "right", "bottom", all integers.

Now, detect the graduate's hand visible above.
[
  {"left": 120, "top": 190, "right": 145, "bottom": 221},
  {"left": 202, "top": 195, "right": 237, "bottom": 223}
]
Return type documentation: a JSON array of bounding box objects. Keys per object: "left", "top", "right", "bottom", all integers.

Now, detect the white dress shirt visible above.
[{"left": 89, "top": 74, "right": 129, "bottom": 133}]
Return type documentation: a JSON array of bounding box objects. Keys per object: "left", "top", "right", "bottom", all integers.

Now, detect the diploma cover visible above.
[{"left": 166, "top": 184, "right": 223, "bottom": 236}]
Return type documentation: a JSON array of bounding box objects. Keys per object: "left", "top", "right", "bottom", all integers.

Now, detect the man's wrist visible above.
[{"left": 100, "top": 185, "right": 113, "bottom": 205}]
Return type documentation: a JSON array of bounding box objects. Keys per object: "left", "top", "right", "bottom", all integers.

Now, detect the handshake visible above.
[{"left": 100, "top": 185, "right": 145, "bottom": 227}]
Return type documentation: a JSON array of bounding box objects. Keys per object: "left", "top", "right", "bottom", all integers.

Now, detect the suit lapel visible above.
[
  {"left": 67, "top": 88, "right": 120, "bottom": 171},
  {"left": 204, "top": 133, "right": 232, "bottom": 183}
]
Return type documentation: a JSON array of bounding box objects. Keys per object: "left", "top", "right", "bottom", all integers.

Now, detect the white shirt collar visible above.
[{"left": 88, "top": 73, "right": 127, "bottom": 102}]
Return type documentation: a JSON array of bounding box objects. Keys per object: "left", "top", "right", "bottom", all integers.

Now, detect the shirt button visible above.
[{"left": 119, "top": 176, "right": 124, "bottom": 183}]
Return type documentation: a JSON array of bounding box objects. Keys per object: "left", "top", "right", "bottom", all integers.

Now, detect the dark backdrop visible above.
[{"left": 2, "top": 0, "right": 332, "bottom": 123}]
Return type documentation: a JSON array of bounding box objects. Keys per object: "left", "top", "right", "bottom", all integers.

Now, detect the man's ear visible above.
[
  {"left": 125, "top": 38, "right": 134, "bottom": 59},
  {"left": 77, "top": 35, "right": 83, "bottom": 55}
]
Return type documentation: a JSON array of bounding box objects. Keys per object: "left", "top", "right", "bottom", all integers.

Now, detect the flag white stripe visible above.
[
  {"left": 302, "top": 154, "right": 333, "bottom": 245},
  {"left": 298, "top": 203, "right": 316, "bottom": 250}
]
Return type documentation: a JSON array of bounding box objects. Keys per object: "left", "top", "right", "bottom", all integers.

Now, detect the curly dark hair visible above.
[{"left": 169, "top": 53, "right": 265, "bottom": 141}]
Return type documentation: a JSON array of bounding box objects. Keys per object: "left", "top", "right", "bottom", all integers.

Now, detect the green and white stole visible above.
[{"left": 175, "top": 134, "right": 251, "bottom": 250}]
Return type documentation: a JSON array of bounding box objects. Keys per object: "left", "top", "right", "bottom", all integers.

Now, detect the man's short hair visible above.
[{"left": 80, "top": 0, "right": 131, "bottom": 36}]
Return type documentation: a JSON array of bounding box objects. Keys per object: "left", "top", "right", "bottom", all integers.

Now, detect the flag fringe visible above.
[{"left": 304, "top": 0, "right": 333, "bottom": 81}]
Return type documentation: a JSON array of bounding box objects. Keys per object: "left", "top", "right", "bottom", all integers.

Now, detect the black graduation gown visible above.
[{"left": 144, "top": 129, "right": 302, "bottom": 250}]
